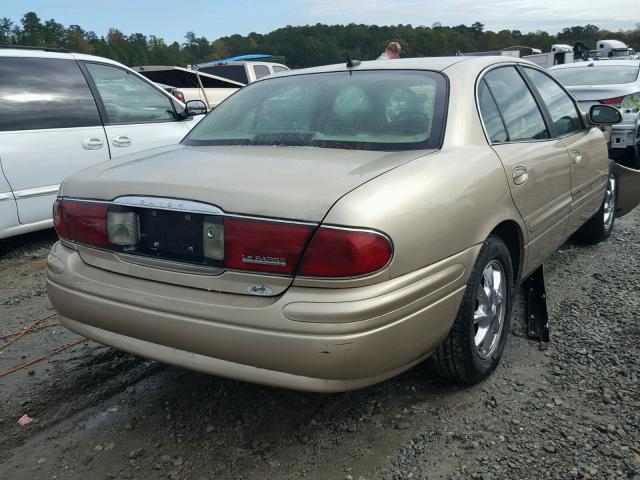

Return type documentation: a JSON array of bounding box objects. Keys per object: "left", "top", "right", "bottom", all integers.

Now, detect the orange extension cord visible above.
[{"left": 0, "top": 312, "right": 86, "bottom": 378}]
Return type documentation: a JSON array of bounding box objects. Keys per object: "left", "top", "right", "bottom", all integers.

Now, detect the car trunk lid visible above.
[{"left": 61, "top": 144, "right": 434, "bottom": 295}]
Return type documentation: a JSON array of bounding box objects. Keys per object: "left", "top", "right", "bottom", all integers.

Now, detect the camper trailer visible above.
[{"left": 523, "top": 44, "right": 574, "bottom": 68}]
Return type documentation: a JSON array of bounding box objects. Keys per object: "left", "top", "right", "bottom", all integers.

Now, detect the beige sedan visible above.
[{"left": 47, "top": 56, "right": 640, "bottom": 392}]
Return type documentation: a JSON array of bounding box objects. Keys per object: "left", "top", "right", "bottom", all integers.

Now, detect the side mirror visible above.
[
  {"left": 185, "top": 100, "right": 207, "bottom": 117},
  {"left": 588, "top": 105, "right": 622, "bottom": 126}
]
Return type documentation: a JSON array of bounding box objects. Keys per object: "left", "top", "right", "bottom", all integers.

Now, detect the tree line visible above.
[{"left": 1, "top": 12, "right": 639, "bottom": 68}]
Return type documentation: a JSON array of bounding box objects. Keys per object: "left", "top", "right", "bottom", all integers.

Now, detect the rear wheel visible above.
[
  {"left": 428, "top": 235, "right": 513, "bottom": 384},
  {"left": 626, "top": 136, "right": 640, "bottom": 169},
  {"left": 575, "top": 173, "right": 616, "bottom": 244}
]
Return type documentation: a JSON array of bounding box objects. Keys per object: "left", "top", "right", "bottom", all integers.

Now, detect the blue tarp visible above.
[{"left": 197, "top": 54, "right": 273, "bottom": 67}]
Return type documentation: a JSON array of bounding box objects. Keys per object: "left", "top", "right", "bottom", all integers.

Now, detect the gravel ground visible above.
[{"left": 0, "top": 210, "right": 638, "bottom": 480}]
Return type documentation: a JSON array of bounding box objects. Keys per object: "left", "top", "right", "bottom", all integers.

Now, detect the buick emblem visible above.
[{"left": 247, "top": 284, "right": 274, "bottom": 296}]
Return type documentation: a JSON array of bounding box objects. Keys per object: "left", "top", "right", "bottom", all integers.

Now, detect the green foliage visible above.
[{"left": 1, "top": 12, "right": 639, "bottom": 68}]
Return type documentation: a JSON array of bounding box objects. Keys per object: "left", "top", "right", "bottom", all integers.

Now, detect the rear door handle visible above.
[
  {"left": 112, "top": 135, "right": 132, "bottom": 147},
  {"left": 81, "top": 137, "right": 104, "bottom": 150},
  {"left": 571, "top": 150, "right": 582, "bottom": 165}
]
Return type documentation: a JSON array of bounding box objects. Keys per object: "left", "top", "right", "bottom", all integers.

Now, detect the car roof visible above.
[
  {"left": 550, "top": 60, "right": 640, "bottom": 70},
  {"left": 271, "top": 56, "right": 537, "bottom": 78},
  {"left": 0, "top": 45, "right": 131, "bottom": 69}
]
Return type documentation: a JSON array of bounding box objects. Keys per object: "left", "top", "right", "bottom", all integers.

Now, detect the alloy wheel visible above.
[
  {"left": 603, "top": 174, "right": 616, "bottom": 231},
  {"left": 473, "top": 260, "right": 506, "bottom": 359}
]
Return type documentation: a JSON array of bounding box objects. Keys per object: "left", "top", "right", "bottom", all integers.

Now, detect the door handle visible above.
[
  {"left": 81, "top": 137, "right": 104, "bottom": 150},
  {"left": 513, "top": 166, "right": 528, "bottom": 185},
  {"left": 571, "top": 150, "right": 582, "bottom": 165},
  {"left": 112, "top": 135, "right": 132, "bottom": 147}
]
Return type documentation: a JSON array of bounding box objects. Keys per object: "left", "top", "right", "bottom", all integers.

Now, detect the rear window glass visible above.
[
  {"left": 550, "top": 66, "right": 640, "bottom": 86},
  {"left": 183, "top": 70, "right": 447, "bottom": 151}
]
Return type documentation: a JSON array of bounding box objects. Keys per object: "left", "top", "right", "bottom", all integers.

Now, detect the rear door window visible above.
[
  {"left": 523, "top": 68, "right": 583, "bottom": 136},
  {"left": 478, "top": 79, "right": 508, "bottom": 143},
  {"left": 85, "top": 63, "right": 177, "bottom": 124},
  {"left": 0, "top": 57, "right": 101, "bottom": 132},
  {"left": 484, "top": 67, "right": 549, "bottom": 142}
]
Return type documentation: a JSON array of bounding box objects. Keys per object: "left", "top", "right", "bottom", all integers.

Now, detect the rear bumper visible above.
[
  {"left": 610, "top": 115, "right": 639, "bottom": 150},
  {"left": 47, "top": 242, "right": 475, "bottom": 392}
]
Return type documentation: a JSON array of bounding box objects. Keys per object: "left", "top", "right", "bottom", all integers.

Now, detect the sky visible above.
[{"left": 3, "top": 0, "right": 639, "bottom": 43}]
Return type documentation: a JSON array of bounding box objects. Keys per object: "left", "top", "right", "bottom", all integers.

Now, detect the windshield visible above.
[
  {"left": 550, "top": 65, "right": 640, "bottom": 86},
  {"left": 612, "top": 49, "right": 634, "bottom": 57},
  {"left": 182, "top": 70, "right": 447, "bottom": 151}
]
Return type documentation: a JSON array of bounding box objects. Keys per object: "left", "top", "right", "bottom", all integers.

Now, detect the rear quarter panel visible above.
[
  {"left": 321, "top": 146, "right": 523, "bottom": 282},
  {"left": 318, "top": 60, "right": 528, "bottom": 285}
]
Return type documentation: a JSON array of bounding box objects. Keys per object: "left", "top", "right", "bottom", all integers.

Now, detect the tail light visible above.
[
  {"left": 173, "top": 90, "right": 185, "bottom": 103},
  {"left": 599, "top": 95, "right": 625, "bottom": 107},
  {"left": 53, "top": 199, "right": 109, "bottom": 248},
  {"left": 621, "top": 92, "right": 640, "bottom": 111},
  {"left": 224, "top": 217, "right": 314, "bottom": 275},
  {"left": 298, "top": 227, "right": 393, "bottom": 277},
  {"left": 53, "top": 199, "right": 393, "bottom": 278}
]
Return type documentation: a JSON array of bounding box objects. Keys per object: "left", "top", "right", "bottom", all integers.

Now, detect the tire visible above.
[
  {"left": 625, "top": 137, "right": 640, "bottom": 170},
  {"left": 575, "top": 173, "right": 616, "bottom": 244},
  {"left": 428, "top": 235, "right": 513, "bottom": 384}
]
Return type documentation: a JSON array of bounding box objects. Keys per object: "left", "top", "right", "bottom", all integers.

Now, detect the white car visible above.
[
  {"left": 0, "top": 46, "right": 207, "bottom": 240},
  {"left": 550, "top": 60, "right": 640, "bottom": 167}
]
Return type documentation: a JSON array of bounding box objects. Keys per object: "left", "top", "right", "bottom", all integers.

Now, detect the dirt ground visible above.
[{"left": 0, "top": 211, "right": 639, "bottom": 480}]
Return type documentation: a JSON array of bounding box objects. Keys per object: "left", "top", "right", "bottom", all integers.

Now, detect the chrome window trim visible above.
[
  {"left": 475, "top": 62, "right": 588, "bottom": 146},
  {"left": 475, "top": 62, "right": 552, "bottom": 146},
  {"left": 13, "top": 184, "right": 60, "bottom": 199}
]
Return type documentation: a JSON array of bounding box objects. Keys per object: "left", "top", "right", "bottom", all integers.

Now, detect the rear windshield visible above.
[
  {"left": 550, "top": 65, "right": 640, "bottom": 86},
  {"left": 183, "top": 70, "right": 447, "bottom": 151}
]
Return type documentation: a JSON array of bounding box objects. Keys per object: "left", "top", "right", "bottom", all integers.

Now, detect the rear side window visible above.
[
  {"left": 0, "top": 57, "right": 101, "bottom": 132},
  {"left": 198, "top": 65, "right": 249, "bottom": 84},
  {"left": 273, "top": 66, "right": 288, "bottom": 73},
  {"left": 253, "top": 65, "right": 271, "bottom": 80},
  {"left": 85, "top": 63, "right": 176, "bottom": 124},
  {"left": 478, "top": 80, "right": 507, "bottom": 143},
  {"left": 523, "top": 68, "right": 582, "bottom": 136},
  {"left": 484, "top": 67, "right": 549, "bottom": 142}
]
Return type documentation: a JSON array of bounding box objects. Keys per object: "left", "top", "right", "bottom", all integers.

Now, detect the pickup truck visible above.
[
  {"left": 134, "top": 66, "right": 245, "bottom": 109},
  {"left": 196, "top": 60, "right": 290, "bottom": 84}
]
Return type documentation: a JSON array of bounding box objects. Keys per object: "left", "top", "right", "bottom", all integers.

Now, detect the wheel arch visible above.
[{"left": 489, "top": 220, "right": 525, "bottom": 287}]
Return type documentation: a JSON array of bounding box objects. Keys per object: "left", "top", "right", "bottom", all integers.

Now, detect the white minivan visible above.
[{"left": 0, "top": 46, "right": 206, "bottom": 240}]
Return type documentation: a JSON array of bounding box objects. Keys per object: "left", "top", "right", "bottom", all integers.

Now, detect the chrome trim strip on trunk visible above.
[
  {"left": 13, "top": 184, "right": 60, "bottom": 199},
  {"left": 112, "top": 196, "right": 224, "bottom": 215},
  {"left": 64, "top": 196, "right": 319, "bottom": 226}
]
